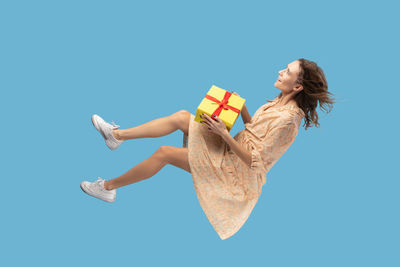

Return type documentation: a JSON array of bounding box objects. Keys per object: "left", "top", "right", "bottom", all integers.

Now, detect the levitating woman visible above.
[{"left": 80, "top": 58, "right": 335, "bottom": 240}]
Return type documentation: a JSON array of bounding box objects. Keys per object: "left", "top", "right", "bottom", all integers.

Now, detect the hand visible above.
[
  {"left": 200, "top": 113, "right": 228, "bottom": 137},
  {"left": 232, "top": 91, "right": 240, "bottom": 97}
]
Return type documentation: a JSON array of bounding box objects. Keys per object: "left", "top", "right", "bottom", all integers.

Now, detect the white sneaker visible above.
[
  {"left": 91, "top": 114, "right": 123, "bottom": 150},
  {"left": 80, "top": 177, "right": 116, "bottom": 203}
]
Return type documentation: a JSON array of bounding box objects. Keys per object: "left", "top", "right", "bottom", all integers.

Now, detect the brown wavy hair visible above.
[{"left": 275, "top": 58, "right": 336, "bottom": 130}]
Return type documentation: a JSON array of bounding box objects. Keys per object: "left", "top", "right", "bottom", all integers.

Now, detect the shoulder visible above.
[
  {"left": 277, "top": 108, "right": 303, "bottom": 127},
  {"left": 275, "top": 109, "right": 298, "bottom": 123}
]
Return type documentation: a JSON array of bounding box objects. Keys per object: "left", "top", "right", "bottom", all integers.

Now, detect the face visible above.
[{"left": 274, "top": 60, "right": 303, "bottom": 94}]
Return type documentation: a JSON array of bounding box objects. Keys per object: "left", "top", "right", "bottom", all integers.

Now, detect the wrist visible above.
[{"left": 221, "top": 130, "right": 230, "bottom": 140}]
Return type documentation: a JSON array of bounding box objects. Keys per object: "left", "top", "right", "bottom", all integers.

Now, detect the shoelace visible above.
[
  {"left": 94, "top": 177, "right": 105, "bottom": 191},
  {"left": 111, "top": 121, "right": 120, "bottom": 129}
]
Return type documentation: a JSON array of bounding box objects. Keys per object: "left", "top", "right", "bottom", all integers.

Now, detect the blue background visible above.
[{"left": 1, "top": 0, "right": 399, "bottom": 266}]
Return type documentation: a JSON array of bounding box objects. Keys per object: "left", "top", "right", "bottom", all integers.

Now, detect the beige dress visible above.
[{"left": 183, "top": 96, "right": 305, "bottom": 240}]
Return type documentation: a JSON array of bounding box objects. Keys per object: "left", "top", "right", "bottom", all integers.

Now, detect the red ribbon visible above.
[{"left": 205, "top": 91, "right": 241, "bottom": 119}]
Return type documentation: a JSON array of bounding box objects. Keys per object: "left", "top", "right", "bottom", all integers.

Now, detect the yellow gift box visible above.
[{"left": 195, "top": 85, "right": 245, "bottom": 132}]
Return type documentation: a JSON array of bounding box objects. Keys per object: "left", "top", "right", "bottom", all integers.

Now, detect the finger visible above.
[
  {"left": 206, "top": 114, "right": 215, "bottom": 123},
  {"left": 201, "top": 113, "right": 210, "bottom": 121},
  {"left": 202, "top": 117, "right": 212, "bottom": 126},
  {"left": 201, "top": 120, "right": 209, "bottom": 126},
  {"left": 200, "top": 114, "right": 207, "bottom": 123}
]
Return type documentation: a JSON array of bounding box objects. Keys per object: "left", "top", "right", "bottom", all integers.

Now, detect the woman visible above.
[{"left": 80, "top": 58, "right": 336, "bottom": 240}]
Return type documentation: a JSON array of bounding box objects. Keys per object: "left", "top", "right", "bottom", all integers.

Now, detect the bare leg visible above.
[
  {"left": 113, "top": 111, "right": 183, "bottom": 141},
  {"left": 104, "top": 146, "right": 190, "bottom": 190},
  {"left": 104, "top": 147, "right": 174, "bottom": 190}
]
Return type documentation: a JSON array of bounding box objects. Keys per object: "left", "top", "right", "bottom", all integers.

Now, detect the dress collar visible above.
[{"left": 265, "top": 97, "right": 305, "bottom": 117}]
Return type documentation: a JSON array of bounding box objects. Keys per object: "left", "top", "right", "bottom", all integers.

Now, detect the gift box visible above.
[{"left": 195, "top": 85, "right": 245, "bottom": 132}]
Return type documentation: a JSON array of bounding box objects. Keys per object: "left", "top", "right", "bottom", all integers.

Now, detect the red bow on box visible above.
[{"left": 205, "top": 91, "right": 241, "bottom": 119}]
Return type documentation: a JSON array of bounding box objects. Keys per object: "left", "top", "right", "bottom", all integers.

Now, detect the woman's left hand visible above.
[{"left": 200, "top": 113, "right": 228, "bottom": 136}]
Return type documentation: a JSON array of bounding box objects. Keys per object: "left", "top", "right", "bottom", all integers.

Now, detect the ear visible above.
[{"left": 295, "top": 84, "right": 303, "bottom": 92}]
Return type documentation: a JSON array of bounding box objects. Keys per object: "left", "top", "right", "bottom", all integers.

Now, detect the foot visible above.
[
  {"left": 80, "top": 177, "right": 116, "bottom": 203},
  {"left": 91, "top": 114, "right": 123, "bottom": 150}
]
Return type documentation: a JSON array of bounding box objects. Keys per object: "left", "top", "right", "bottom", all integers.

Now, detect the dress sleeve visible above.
[{"left": 247, "top": 122, "right": 299, "bottom": 174}]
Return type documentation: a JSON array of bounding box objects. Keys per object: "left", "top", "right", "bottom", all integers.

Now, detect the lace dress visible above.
[{"left": 183, "top": 97, "right": 305, "bottom": 239}]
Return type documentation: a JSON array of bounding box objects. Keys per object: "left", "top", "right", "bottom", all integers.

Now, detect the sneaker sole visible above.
[{"left": 80, "top": 183, "right": 115, "bottom": 203}]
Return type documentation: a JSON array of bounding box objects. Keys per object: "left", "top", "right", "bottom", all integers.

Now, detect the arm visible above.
[
  {"left": 232, "top": 92, "right": 252, "bottom": 124},
  {"left": 221, "top": 130, "right": 252, "bottom": 168},
  {"left": 241, "top": 104, "right": 252, "bottom": 124}
]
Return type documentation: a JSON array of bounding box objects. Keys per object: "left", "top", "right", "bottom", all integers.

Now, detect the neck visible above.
[{"left": 277, "top": 92, "right": 297, "bottom": 107}]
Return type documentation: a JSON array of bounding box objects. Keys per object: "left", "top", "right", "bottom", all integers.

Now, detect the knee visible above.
[
  {"left": 155, "top": 145, "right": 173, "bottom": 163},
  {"left": 156, "top": 145, "right": 172, "bottom": 156},
  {"left": 174, "top": 110, "right": 191, "bottom": 130},
  {"left": 176, "top": 110, "right": 190, "bottom": 119}
]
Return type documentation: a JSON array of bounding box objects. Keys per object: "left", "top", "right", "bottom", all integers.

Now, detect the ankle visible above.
[
  {"left": 112, "top": 129, "right": 123, "bottom": 141},
  {"left": 104, "top": 180, "right": 114, "bottom": 190}
]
